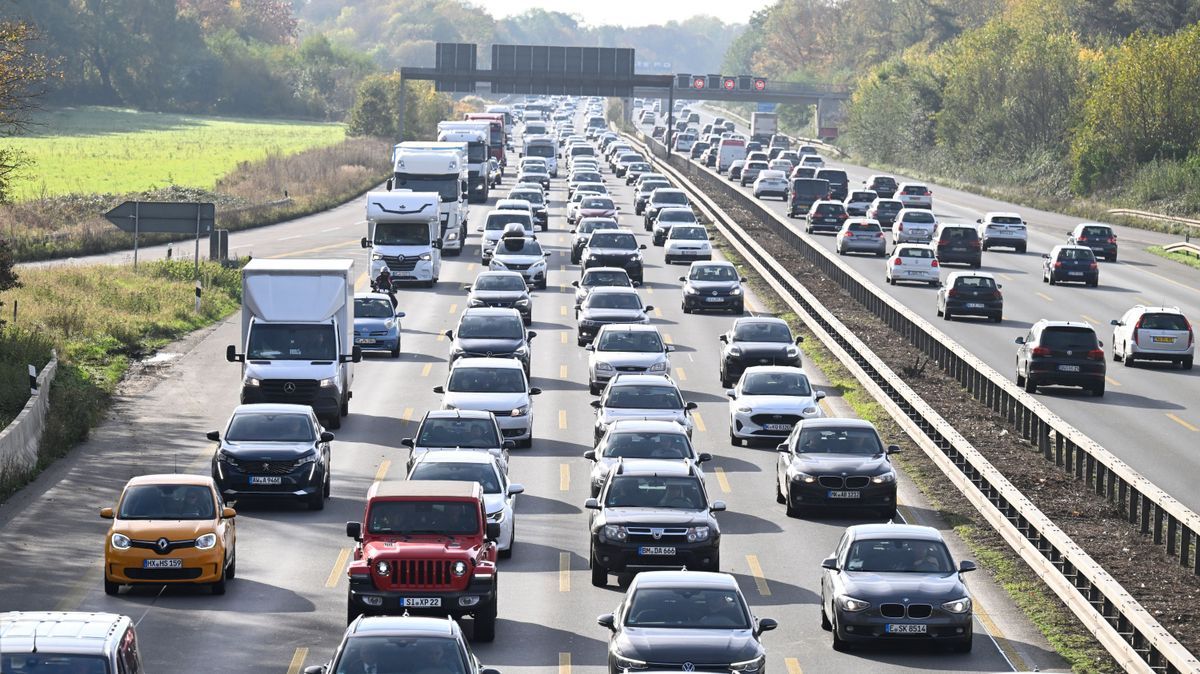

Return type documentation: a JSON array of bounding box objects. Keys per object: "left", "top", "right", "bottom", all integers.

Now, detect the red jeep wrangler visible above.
[{"left": 345, "top": 480, "right": 500, "bottom": 641}]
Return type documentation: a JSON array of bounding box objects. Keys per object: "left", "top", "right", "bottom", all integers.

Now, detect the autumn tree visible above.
[{"left": 0, "top": 19, "right": 52, "bottom": 204}]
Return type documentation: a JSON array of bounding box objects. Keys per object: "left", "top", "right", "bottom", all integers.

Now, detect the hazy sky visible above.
[{"left": 475, "top": 0, "right": 775, "bottom": 27}]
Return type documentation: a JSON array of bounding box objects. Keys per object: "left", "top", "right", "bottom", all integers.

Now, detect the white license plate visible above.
[
  {"left": 638, "top": 546, "right": 676, "bottom": 556},
  {"left": 250, "top": 476, "right": 283, "bottom": 485},
  {"left": 1068, "top": 271, "right": 1084, "bottom": 276},
  {"left": 828, "top": 490, "right": 861, "bottom": 499},
  {"left": 355, "top": 338, "right": 376, "bottom": 344},
  {"left": 1153, "top": 336, "right": 1175, "bottom": 343},
  {"left": 1058, "top": 365, "right": 1080, "bottom": 372},
  {"left": 143, "top": 559, "right": 182, "bottom": 569},
  {"left": 763, "top": 423, "right": 793, "bottom": 431},
  {"left": 400, "top": 597, "right": 442, "bottom": 607},
  {"left": 965, "top": 303, "right": 985, "bottom": 309},
  {"left": 886, "top": 624, "right": 927, "bottom": 634},
  {"left": 704, "top": 297, "right": 725, "bottom": 303}
]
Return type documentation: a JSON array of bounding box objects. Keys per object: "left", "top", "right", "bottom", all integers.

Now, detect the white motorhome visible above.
[
  {"left": 391, "top": 141, "right": 469, "bottom": 255},
  {"left": 437, "top": 120, "right": 491, "bottom": 203},
  {"left": 361, "top": 191, "right": 442, "bottom": 287},
  {"left": 226, "top": 258, "right": 360, "bottom": 429},
  {"left": 522, "top": 134, "right": 558, "bottom": 176}
]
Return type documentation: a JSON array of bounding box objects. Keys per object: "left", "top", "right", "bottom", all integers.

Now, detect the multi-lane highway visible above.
[
  {"left": 0, "top": 109, "right": 1071, "bottom": 673},
  {"left": 667, "top": 107, "right": 1200, "bottom": 512}
]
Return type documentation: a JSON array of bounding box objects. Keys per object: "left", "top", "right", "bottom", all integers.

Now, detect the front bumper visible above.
[
  {"left": 494, "top": 412, "right": 533, "bottom": 441},
  {"left": 731, "top": 409, "right": 821, "bottom": 440},
  {"left": 105, "top": 545, "right": 227, "bottom": 585},
  {"left": 684, "top": 292, "right": 742, "bottom": 311},
  {"left": 213, "top": 460, "right": 324, "bottom": 500},
  {"left": 371, "top": 258, "right": 435, "bottom": 282},
  {"left": 835, "top": 606, "right": 972, "bottom": 644},
  {"left": 348, "top": 574, "right": 496, "bottom": 617},
  {"left": 789, "top": 479, "right": 896, "bottom": 510},
  {"left": 592, "top": 538, "right": 719, "bottom": 572}
]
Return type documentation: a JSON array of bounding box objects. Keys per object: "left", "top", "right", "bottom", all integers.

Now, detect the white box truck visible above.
[
  {"left": 521, "top": 134, "right": 558, "bottom": 176},
  {"left": 226, "top": 259, "right": 360, "bottom": 429},
  {"left": 391, "top": 142, "right": 469, "bottom": 255},
  {"left": 750, "top": 112, "right": 778, "bottom": 145},
  {"left": 437, "top": 121, "right": 491, "bottom": 203},
  {"left": 361, "top": 190, "right": 442, "bottom": 288}
]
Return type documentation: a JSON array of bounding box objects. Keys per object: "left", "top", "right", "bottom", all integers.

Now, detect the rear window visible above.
[
  {"left": 1056, "top": 247, "right": 1096, "bottom": 260},
  {"left": 940, "top": 227, "right": 977, "bottom": 241},
  {"left": 850, "top": 192, "right": 876, "bottom": 201},
  {"left": 990, "top": 216, "right": 1023, "bottom": 225},
  {"left": 903, "top": 211, "right": 935, "bottom": 223},
  {"left": 899, "top": 247, "right": 933, "bottom": 258},
  {"left": 871, "top": 177, "right": 898, "bottom": 187},
  {"left": 1081, "top": 226, "right": 1112, "bottom": 237},
  {"left": 792, "top": 179, "right": 829, "bottom": 194},
  {"left": 848, "top": 222, "right": 880, "bottom": 232},
  {"left": 874, "top": 201, "right": 901, "bottom": 212},
  {"left": 816, "top": 170, "right": 848, "bottom": 184},
  {"left": 1039, "top": 327, "right": 1098, "bottom": 350},
  {"left": 902, "top": 185, "right": 929, "bottom": 195},
  {"left": 953, "top": 276, "right": 996, "bottom": 290},
  {"left": 815, "top": 204, "right": 844, "bottom": 215},
  {"left": 1140, "top": 313, "right": 1189, "bottom": 330}
]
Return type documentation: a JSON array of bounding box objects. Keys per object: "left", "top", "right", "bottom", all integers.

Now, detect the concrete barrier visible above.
[{"left": 0, "top": 353, "right": 58, "bottom": 481}]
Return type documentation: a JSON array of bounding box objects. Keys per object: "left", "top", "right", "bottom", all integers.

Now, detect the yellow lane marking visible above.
[
  {"left": 561, "top": 331, "right": 569, "bottom": 344},
  {"left": 560, "top": 464, "right": 570, "bottom": 492},
  {"left": 448, "top": 303, "right": 458, "bottom": 314},
  {"left": 559, "top": 235, "right": 567, "bottom": 244},
  {"left": 693, "top": 412, "right": 707, "bottom": 433},
  {"left": 325, "top": 548, "right": 351, "bottom": 588},
  {"left": 675, "top": 367, "right": 688, "bottom": 382},
  {"left": 746, "top": 554, "right": 771, "bottom": 596},
  {"left": 714, "top": 467, "right": 731, "bottom": 494},
  {"left": 1167, "top": 413, "right": 1199, "bottom": 432},
  {"left": 785, "top": 658, "right": 803, "bottom": 674},
  {"left": 561, "top": 305, "right": 569, "bottom": 316},
  {"left": 1035, "top": 292, "right": 1053, "bottom": 302},
  {"left": 436, "top": 332, "right": 446, "bottom": 342},
  {"left": 998, "top": 273, "right": 1014, "bottom": 281},
  {"left": 374, "top": 460, "right": 391, "bottom": 482},
  {"left": 1080, "top": 314, "right": 1099, "bottom": 325},
  {"left": 1105, "top": 376, "right": 1121, "bottom": 387},
  {"left": 467, "top": 263, "right": 476, "bottom": 272},
  {"left": 559, "top": 552, "right": 571, "bottom": 592},
  {"left": 54, "top": 568, "right": 101, "bottom": 612},
  {"left": 559, "top": 410, "right": 568, "bottom": 429},
  {"left": 653, "top": 307, "right": 663, "bottom": 318},
  {"left": 267, "top": 238, "right": 357, "bottom": 258},
  {"left": 401, "top": 407, "right": 413, "bottom": 422},
  {"left": 817, "top": 398, "right": 834, "bottom": 417},
  {"left": 973, "top": 596, "right": 1031, "bottom": 672},
  {"left": 286, "top": 648, "right": 309, "bottom": 674},
  {"left": 1137, "top": 267, "right": 1200, "bottom": 294},
  {"left": 560, "top": 365, "right": 569, "bottom": 378},
  {"left": 558, "top": 652, "right": 571, "bottom": 674},
  {"left": 1136, "top": 296, "right": 1151, "bottom": 305},
  {"left": 421, "top": 363, "right": 433, "bottom": 377},
  {"left": 560, "top": 264, "right": 566, "bottom": 272},
  {"left": 663, "top": 333, "right": 673, "bottom": 344},
  {"left": 646, "top": 286, "right": 654, "bottom": 295},
  {"left": 353, "top": 271, "right": 368, "bottom": 291}
]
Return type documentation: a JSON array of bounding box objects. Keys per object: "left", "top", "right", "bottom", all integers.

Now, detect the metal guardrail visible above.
[
  {"left": 1107, "top": 209, "right": 1200, "bottom": 230},
  {"left": 699, "top": 104, "right": 849, "bottom": 158},
  {"left": 627, "top": 129, "right": 1200, "bottom": 673},
  {"left": 1163, "top": 242, "right": 1200, "bottom": 257}
]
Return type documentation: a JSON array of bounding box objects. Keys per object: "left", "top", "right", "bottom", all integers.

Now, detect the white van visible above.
[{"left": 717, "top": 138, "right": 748, "bottom": 173}]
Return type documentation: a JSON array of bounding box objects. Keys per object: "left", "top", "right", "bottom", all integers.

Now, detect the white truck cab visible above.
[
  {"left": 362, "top": 191, "right": 443, "bottom": 287},
  {"left": 437, "top": 121, "right": 491, "bottom": 203},
  {"left": 522, "top": 134, "right": 558, "bottom": 176},
  {"left": 392, "top": 141, "right": 469, "bottom": 255}
]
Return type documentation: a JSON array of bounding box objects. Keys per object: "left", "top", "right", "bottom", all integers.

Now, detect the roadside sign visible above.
[
  {"left": 692, "top": 76, "right": 706, "bottom": 89},
  {"left": 723, "top": 78, "right": 736, "bottom": 91},
  {"left": 754, "top": 78, "right": 767, "bottom": 92},
  {"left": 103, "top": 201, "right": 215, "bottom": 275}
]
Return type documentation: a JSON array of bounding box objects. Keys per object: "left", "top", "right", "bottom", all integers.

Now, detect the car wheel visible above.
[
  {"left": 347, "top": 601, "right": 363, "bottom": 625},
  {"left": 590, "top": 551, "right": 608, "bottom": 588},
  {"left": 1023, "top": 374, "right": 1038, "bottom": 394},
  {"left": 992, "top": 314, "right": 1003, "bottom": 323},
  {"left": 473, "top": 597, "right": 498, "bottom": 642},
  {"left": 1092, "top": 382, "right": 1105, "bottom": 397},
  {"left": 1047, "top": 274, "right": 1055, "bottom": 285},
  {"left": 340, "top": 394, "right": 350, "bottom": 417},
  {"left": 729, "top": 429, "right": 741, "bottom": 447},
  {"left": 1184, "top": 357, "right": 1194, "bottom": 370},
  {"left": 831, "top": 616, "right": 850, "bottom": 652},
  {"left": 784, "top": 488, "right": 801, "bottom": 518},
  {"left": 324, "top": 471, "right": 332, "bottom": 498},
  {"left": 327, "top": 415, "right": 341, "bottom": 430},
  {"left": 104, "top": 578, "right": 120, "bottom": 596},
  {"left": 820, "top": 605, "right": 832, "bottom": 631},
  {"left": 519, "top": 437, "right": 533, "bottom": 449},
  {"left": 943, "top": 309, "right": 953, "bottom": 321},
  {"left": 1123, "top": 348, "right": 1135, "bottom": 367},
  {"left": 390, "top": 343, "right": 400, "bottom": 358},
  {"left": 500, "top": 536, "right": 513, "bottom": 560},
  {"left": 953, "top": 635, "right": 973, "bottom": 654},
  {"left": 682, "top": 303, "right": 692, "bottom": 314},
  {"left": 1109, "top": 254, "right": 1118, "bottom": 262},
  {"left": 589, "top": 381, "right": 601, "bottom": 396},
  {"left": 1016, "top": 370, "right": 1026, "bottom": 387},
  {"left": 776, "top": 478, "right": 787, "bottom": 504},
  {"left": 307, "top": 489, "right": 325, "bottom": 511},
  {"left": 887, "top": 276, "right": 896, "bottom": 285},
  {"left": 1018, "top": 244, "right": 1027, "bottom": 254},
  {"left": 211, "top": 569, "right": 227, "bottom": 596},
  {"left": 226, "top": 551, "right": 237, "bottom": 580}
]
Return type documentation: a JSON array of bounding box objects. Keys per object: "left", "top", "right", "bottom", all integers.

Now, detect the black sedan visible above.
[
  {"left": 821, "top": 524, "right": 976, "bottom": 653},
  {"left": 719, "top": 317, "right": 803, "bottom": 387},
  {"left": 464, "top": 271, "right": 533, "bottom": 325},
  {"left": 598, "top": 570, "right": 777, "bottom": 673},
  {"left": 680, "top": 262, "right": 745, "bottom": 314},
  {"left": 775, "top": 418, "right": 899, "bottom": 519}
]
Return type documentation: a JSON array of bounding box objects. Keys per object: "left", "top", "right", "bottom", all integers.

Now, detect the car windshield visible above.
[
  {"left": 794, "top": 427, "right": 883, "bottom": 455},
  {"left": 393, "top": 175, "right": 458, "bottom": 202},
  {"left": 746, "top": 162, "right": 768, "bottom": 170},
  {"left": 1056, "top": 248, "right": 1095, "bottom": 261},
  {"left": 511, "top": 191, "right": 543, "bottom": 205},
  {"left": 605, "top": 475, "right": 706, "bottom": 509},
  {"left": 1039, "top": 327, "right": 1098, "bottom": 350},
  {"left": 355, "top": 297, "right": 394, "bottom": 318},
  {"left": 603, "top": 432, "right": 691, "bottom": 459},
  {"left": 588, "top": 293, "right": 642, "bottom": 310},
  {"left": 226, "top": 413, "right": 314, "bottom": 442},
  {"left": 373, "top": 222, "right": 432, "bottom": 246},
  {"left": 525, "top": 144, "right": 554, "bottom": 158},
  {"left": 416, "top": 418, "right": 499, "bottom": 448},
  {"left": 589, "top": 232, "right": 637, "bottom": 249},
  {"left": 671, "top": 227, "right": 707, "bottom": 241},
  {"left": 655, "top": 192, "right": 687, "bottom": 204},
  {"left": 733, "top": 322, "right": 791, "bottom": 342},
  {"left": 118, "top": 484, "right": 216, "bottom": 520},
  {"left": 691, "top": 265, "right": 737, "bottom": 282},
  {"left": 332, "top": 636, "right": 468, "bottom": 674},
  {"left": 583, "top": 271, "right": 632, "bottom": 288},
  {"left": 409, "top": 462, "right": 501, "bottom": 494},
  {"left": 498, "top": 238, "right": 542, "bottom": 255},
  {"left": 606, "top": 384, "right": 682, "bottom": 410},
  {"left": 624, "top": 587, "right": 751, "bottom": 629},
  {"left": 0, "top": 655, "right": 111, "bottom": 673},
  {"left": 742, "top": 372, "right": 812, "bottom": 396},
  {"left": 474, "top": 275, "right": 526, "bottom": 291},
  {"left": 367, "top": 501, "right": 479, "bottom": 536},
  {"left": 572, "top": 172, "right": 601, "bottom": 182},
  {"left": 597, "top": 330, "right": 662, "bottom": 353},
  {"left": 940, "top": 228, "right": 976, "bottom": 240},
  {"left": 582, "top": 198, "right": 614, "bottom": 210},
  {"left": 247, "top": 324, "right": 337, "bottom": 361},
  {"left": 448, "top": 367, "right": 526, "bottom": 393},
  {"left": 486, "top": 213, "right": 531, "bottom": 230},
  {"left": 457, "top": 315, "right": 523, "bottom": 339},
  {"left": 845, "top": 538, "right": 955, "bottom": 574}
]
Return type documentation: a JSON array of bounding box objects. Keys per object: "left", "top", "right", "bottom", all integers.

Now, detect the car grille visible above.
[
  {"left": 260, "top": 379, "right": 319, "bottom": 403},
  {"left": 484, "top": 300, "right": 514, "bottom": 308},
  {"left": 503, "top": 262, "right": 533, "bottom": 271},
  {"left": 644, "top": 663, "right": 728, "bottom": 672},
  {"left": 462, "top": 351, "right": 514, "bottom": 359},
  {"left": 129, "top": 538, "right": 197, "bottom": 554},
  {"left": 880, "top": 603, "right": 933, "bottom": 619},
  {"left": 750, "top": 413, "right": 802, "bottom": 426},
  {"left": 384, "top": 559, "right": 453, "bottom": 588},
  {"left": 123, "top": 567, "right": 204, "bottom": 580},
  {"left": 588, "top": 254, "right": 635, "bottom": 267},
  {"left": 817, "top": 476, "right": 871, "bottom": 489},
  {"left": 624, "top": 527, "right": 689, "bottom": 542},
  {"left": 615, "top": 365, "right": 645, "bottom": 372},
  {"left": 223, "top": 458, "right": 301, "bottom": 475},
  {"left": 379, "top": 254, "right": 419, "bottom": 272}
]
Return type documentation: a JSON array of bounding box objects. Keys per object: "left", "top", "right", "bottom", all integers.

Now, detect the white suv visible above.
[
  {"left": 896, "top": 182, "right": 933, "bottom": 209},
  {"left": 1110, "top": 305, "right": 1194, "bottom": 370},
  {"left": 977, "top": 212, "right": 1028, "bottom": 253},
  {"left": 892, "top": 208, "right": 938, "bottom": 244}
]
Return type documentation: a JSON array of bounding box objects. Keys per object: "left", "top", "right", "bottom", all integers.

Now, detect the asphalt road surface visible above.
[{"left": 0, "top": 113, "right": 1068, "bottom": 673}]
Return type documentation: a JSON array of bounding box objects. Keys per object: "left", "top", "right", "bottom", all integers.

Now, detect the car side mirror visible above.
[
  {"left": 995, "top": 285, "right": 1002, "bottom": 290},
  {"left": 584, "top": 450, "right": 597, "bottom": 461},
  {"left": 360, "top": 237, "right": 370, "bottom": 249},
  {"left": 740, "top": 277, "right": 747, "bottom": 282},
  {"left": 100, "top": 507, "right": 114, "bottom": 519},
  {"left": 975, "top": 218, "right": 982, "bottom": 223},
  {"left": 502, "top": 440, "right": 517, "bottom": 450},
  {"left": 386, "top": 177, "right": 394, "bottom": 191},
  {"left": 571, "top": 280, "right": 580, "bottom": 287},
  {"left": 639, "top": 244, "right": 648, "bottom": 250},
  {"left": 544, "top": 252, "right": 552, "bottom": 257},
  {"left": 1015, "top": 337, "right": 1026, "bottom": 345},
  {"left": 959, "top": 560, "right": 977, "bottom": 573},
  {"left": 1098, "top": 340, "right": 1103, "bottom": 347},
  {"left": 462, "top": 284, "right": 473, "bottom": 291},
  {"left": 665, "top": 344, "right": 675, "bottom": 353},
  {"left": 1110, "top": 319, "right": 1122, "bottom": 326},
  {"left": 886, "top": 444, "right": 901, "bottom": 454},
  {"left": 395, "top": 311, "right": 406, "bottom": 318},
  {"left": 432, "top": 385, "right": 445, "bottom": 394},
  {"left": 569, "top": 229, "right": 577, "bottom": 234},
  {"left": 1042, "top": 253, "right": 1050, "bottom": 259},
  {"left": 678, "top": 276, "right": 687, "bottom": 282},
  {"left": 776, "top": 443, "right": 790, "bottom": 453},
  {"left": 225, "top": 344, "right": 243, "bottom": 363},
  {"left": 794, "top": 335, "right": 805, "bottom": 344},
  {"left": 644, "top": 305, "right": 654, "bottom": 312},
  {"left": 401, "top": 437, "right": 414, "bottom": 448},
  {"left": 304, "top": 666, "right": 326, "bottom": 674},
  {"left": 632, "top": 280, "right": 642, "bottom": 287},
  {"left": 585, "top": 498, "right": 600, "bottom": 510},
  {"left": 206, "top": 430, "right": 220, "bottom": 442},
  {"left": 529, "top": 387, "right": 543, "bottom": 395},
  {"left": 507, "top": 483, "right": 524, "bottom": 496},
  {"left": 756, "top": 617, "right": 778, "bottom": 635},
  {"left": 597, "top": 613, "right": 616, "bottom": 631},
  {"left": 320, "top": 431, "right": 335, "bottom": 443},
  {"left": 710, "top": 500, "right": 726, "bottom": 512},
  {"left": 719, "top": 335, "right": 728, "bottom": 343},
  {"left": 590, "top": 400, "right": 602, "bottom": 408},
  {"left": 821, "top": 557, "right": 838, "bottom": 570},
  {"left": 222, "top": 507, "right": 237, "bottom": 519},
  {"left": 815, "top": 391, "right": 827, "bottom": 401},
  {"left": 486, "top": 521, "right": 501, "bottom": 541},
  {"left": 685, "top": 402, "right": 698, "bottom": 410},
  {"left": 527, "top": 331, "right": 537, "bottom": 339}
]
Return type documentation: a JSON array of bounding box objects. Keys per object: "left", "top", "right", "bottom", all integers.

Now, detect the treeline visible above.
[
  {"left": 730, "top": 0, "right": 1200, "bottom": 204},
  {"left": 1, "top": 0, "right": 374, "bottom": 120}
]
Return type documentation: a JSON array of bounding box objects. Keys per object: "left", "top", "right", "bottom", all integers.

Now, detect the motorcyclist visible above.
[{"left": 373, "top": 268, "right": 397, "bottom": 308}]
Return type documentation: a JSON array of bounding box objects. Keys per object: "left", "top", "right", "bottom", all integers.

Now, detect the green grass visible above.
[
  {"left": 7, "top": 107, "right": 346, "bottom": 200},
  {"left": 1149, "top": 245, "right": 1200, "bottom": 271}
]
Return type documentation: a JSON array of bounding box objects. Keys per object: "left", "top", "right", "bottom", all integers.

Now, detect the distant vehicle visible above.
[
  {"left": 864, "top": 174, "right": 898, "bottom": 199},
  {"left": 844, "top": 190, "right": 878, "bottom": 216},
  {"left": 573, "top": 267, "right": 636, "bottom": 307},
  {"left": 788, "top": 178, "right": 831, "bottom": 217},
  {"left": 717, "top": 137, "right": 747, "bottom": 172},
  {"left": 1042, "top": 245, "right": 1099, "bottom": 286},
  {"left": 937, "top": 271, "right": 1003, "bottom": 322},
  {"left": 896, "top": 181, "right": 933, "bottom": 210},
  {"left": 835, "top": 219, "right": 887, "bottom": 257},
  {"left": 354, "top": 292, "right": 404, "bottom": 357},
  {"left": 591, "top": 373, "right": 696, "bottom": 445},
  {"left": 933, "top": 223, "right": 982, "bottom": 268},
  {"left": 1015, "top": 319, "right": 1106, "bottom": 395},
  {"left": 306, "top": 615, "right": 503, "bottom": 673},
  {"left": 407, "top": 450, "right": 522, "bottom": 557},
  {"left": 977, "top": 212, "right": 1028, "bottom": 253},
  {"left": 886, "top": 244, "right": 941, "bottom": 286},
  {"left": 1110, "top": 305, "right": 1194, "bottom": 369},
  {"left": 576, "top": 287, "right": 653, "bottom": 346},
  {"left": 585, "top": 419, "right": 705, "bottom": 494},
  {"left": 775, "top": 418, "right": 897, "bottom": 517},
  {"left": 728, "top": 366, "right": 825, "bottom": 445},
  {"left": 465, "top": 271, "right": 533, "bottom": 325},
  {"left": 585, "top": 326, "right": 674, "bottom": 395},
  {"left": 892, "top": 208, "right": 938, "bottom": 244},
  {"left": 581, "top": 230, "right": 647, "bottom": 284},
  {"left": 434, "top": 357, "right": 541, "bottom": 448},
  {"left": 753, "top": 170, "right": 790, "bottom": 200},
  {"left": 719, "top": 317, "right": 802, "bottom": 387},
  {"left": 1068, "top": 222, "right": 1118, "bottom": 262}
]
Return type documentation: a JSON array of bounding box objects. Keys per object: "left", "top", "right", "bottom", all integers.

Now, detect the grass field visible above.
[{"left": 7, "top": 107, "right": 346, "bottom": 200}]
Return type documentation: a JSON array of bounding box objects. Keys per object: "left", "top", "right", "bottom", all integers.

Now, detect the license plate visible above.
[
  {"left": 400, "top": 597, "right": 442, "bottom": 607},
  {"left": 1058, "top": 365, "right": 1080, "bottom": 372},
  {"left": 886, "top": 624, "right": 927, "bottom": 634},
  {"left": 704, "top": 297, "right": 725, "bottom": 303},
  {"left": 355, "top": 338, "right": 376, "bottom": 344},
  {"left": 965, "top": 303, "right": 985, "bottom": 309},
  {"left": 763, "top": 423, "right": 793, "bottom": 431},
  {"left": 828, "top": 490, "right": 861, "bottom": 499},
  {"left": 250, "top": 476, "right": 283, "bottom": 485},
  {"left": 1153, "top": 336, "right": 1175, "bottom": 343},
  {"left": 143, "top": 559, "right": 182, "bottom": 569},
  {"left": 638, "top": 546, "right": 676, "bottom": 556},
  {"left": 1068, "top": 271, "right": 1084, "bottom": 276}
]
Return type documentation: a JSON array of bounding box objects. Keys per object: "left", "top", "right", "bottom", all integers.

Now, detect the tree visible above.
[
  {"left": 346, "top": 72, "right": 400, "bottom": 138},
  {"left": 0, "top": 19, "right": 52, "bottom": 204}
]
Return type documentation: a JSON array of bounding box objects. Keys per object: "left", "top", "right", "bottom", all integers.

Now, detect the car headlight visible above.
[
  {"left": 648, "top": 361, "right": 667, "bottom": 373},
  {"left": 803, "top": 406, "right": 818, "bottom": 415},
  {"left": 942, "top": 597, "right": 972, "bottom": 614},
  {"left": 195, "top": 533, "right": 218, "bottom": 550},
  {"left": 487, "top": 510, "right": 505, "bottom": 523},
  {"left": 384, "top": 319, "right": 395, "bottom": 330},
  {"left": 791, "top": 471, "right": 817, "bottom": 484},
  {"left": 296, "top": 452, "right": 318, "bottom": 465},
  {"left": 318, "top": 377, "right": 337, "bottom": 387},
  {"left": 587, "top": 253, "right": 599, "bottom": 260},
  {"left": 610, "top": 650, "right": 645, "bottom": 670},
  {"left": 686, "top": 526, "right": 711, "bottom": 542},
  {"left": 730, "top": 287, "right": 743, "bottom": 296},
  {"left": 447, "top": 230, "right": 459, "bottom": 240},
  {"left": 786, "top": 346, "right": 800, "bottom": 358},
  {"left": 418, "top": 252, "right": 432, "bottom": 261},
  {"left": 244, "top": 377, "right": 261, "bottom": 387},
  {"left": 491, "top": 260, "right": 507, "bottom": 269},
  {"left": 684, "top": 285, "right": 699, "bottom": 295},
  {"left": 603, "top": 524, "right": 627, "bottom": 541},
  {"left": 872, "top": 471, "right": 897, "bottom": 484},
  {"left": 468, "top": 299, "right": 487, "bottom": 307},
  {"left": 838, "top": 596, "right": 871, "bottom": 612},
  {"left": 372, "top": 253, "right": 383, "bottom": 261},
  {"left": 443, "top": 403, "right": 457, "bottom": 411},
  {"left": 515, "top": 298, "right": 530, "bottom": 306},
  {"left": 595, "top": 361, "right": 615, "bottom": 372},
  {"left": 730, "top": 655, "right": 766, "bottom": 673},
  {"left": 514, "top": 345, "right": 530, "bottom": 358},
  {"left": 531, "top": 259, "right": 547, "bottom": 269},
  {"left": 451, "top": 346, "right": 466, "bottom": 357},
  {"left": 375, "top": 560, "right": 390, "bottom": 576},
  {"left": 511, "top": 405, "right": 530, "bottom": 416},
  {"left": 728, "top": 346, "right": 742, "bottom": 357},
  {"left": 632, "top": 253, "right": 643, "bottom": 262},
  {"left": 111, "top": 533, "right": 131, "bottom": 550},
  {"left": 451, "top": 560, "right": 469, "bottom": 576},
  {"left": 736, "top": 405, "right": 753, "bottom": 413}
]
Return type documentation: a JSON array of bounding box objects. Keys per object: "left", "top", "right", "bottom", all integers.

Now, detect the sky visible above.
[{"left": 474, "top": 0, "right": 775, "bottom": 27}]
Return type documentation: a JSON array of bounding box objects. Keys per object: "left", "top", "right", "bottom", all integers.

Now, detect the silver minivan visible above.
[{"left": 1, "top": 612, "right": 145, "bottom": 673}]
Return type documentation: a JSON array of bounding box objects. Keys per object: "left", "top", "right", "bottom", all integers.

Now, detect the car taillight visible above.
[
  {"left": 893, "top": 258, "right": 902, "bottom": 265},
  {"left": 970, "top": 240, "right": 981, "bottom": 249},
  {"left": 993, "top": 290, "right": 1003, "bottom": 300},
  {"left": 937, "top": 239, "right": 947, "bottom": 246},
  {"left": 1031, "top": 346, "right": 1052, "bottom": 357},
  {"left": 947, "top": 289, "right": 959, "bottom": 297},
  {"left": 1132, "top": 315, "right": 1144, "bottom": 344},
  {"left": 1087, "top": 348, "right": 1105, "bottom": 360},
  {"left": 1054, "top": 261, "right": 1062, "bottom": 268},
  {"left": 931, "top": 259, "right": 939, "bottom": 267},
  {"left": 1077, "top": 236, "right": 1087, "bottom": 242},
  {"left": 876, "top": 232, "right": 885, "bottom": 238},
  {"left": 925, "top": 190, "right": 932, "bottom": 196},
  {"left": 897, "top": 223, "right": 904, "bottom": 231},
  {"left": 844, "top": 231, "right": 853, "bottom": 237},
  {"left": 1109, "top": 236, "right": 1117, "bottom": 243},
  {"left": 1089, "top": 262, "right": 1098, "bottom": 270},
  {"left": 838, "top": 213, "right": 847, "bottom": 219}
]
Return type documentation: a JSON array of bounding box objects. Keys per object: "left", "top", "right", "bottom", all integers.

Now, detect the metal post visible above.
[
  {"left": 397, "top": 78, "right": 407, "bottom": 141},
  {"left": 666, "top": 85, "right": 674, "bottom": 156},
  {"left": 194, "top": 203, "right": 201, "bottom": 279},
  {"left": 133, "top": 201, "right": 140, "bottom": 271}
]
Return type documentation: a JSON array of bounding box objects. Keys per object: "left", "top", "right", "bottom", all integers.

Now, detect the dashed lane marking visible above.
[
  {"left": 561, "top": 305, "right": 569, "bottom": 316},
  {"left": 1167, "top": 413, "right": 1199, "bottom": 432},
  {"left": 653, "top": 307, "right": 663, "bottom": 318},
  {"left": 558, "top": 652, "right": 571, "bottom": 674},
  {"left": 559, "top": 410, "right": 568, "bottom": 430},
  {"left": 420, "top": 363, "right": 432, "bottom": 377},
  {"left": 663, "top": 333, "right": 673, "bottom": 344},
  {"left": 286, "top": 648, "right": 308, "bottom": 674},
  {"left": 325, "top": 548, "right": 351, "bottom": 588},
  {"left": 559, "top": 552, "right": 571, "bottom": 592},
  {"left": 353, "top": 271, "right": 368, "bottom": 291},
  {"left": 560, "top": 364, "right": 569, "bottom": 378},
  {"left": 973, "top": 595, "right": 1030, "bottom": 672},
  {"left": 675, "top": 367, "right": 688, "bottom": 382},
  {"left": 374, "top": 460, "right": 391, "bottom": 483},
  {"left": 560, "top": 464, "right": 570, "bottom": 492},
  {"left": 561, "top": 331, "right": 569, "bottom": 344},
  {"left": 693, "top": 412, "right": 707, "bottom": 433},
  {"left": 1035, "top": 292, "right": 1053, "bottom": 302},
  {"left": 266, "top": 238, "right": 357, "bottom": 258},
  {"left": 1080, "top": 314, "right": 1099, "bottom": 325},
  {"left": 401, "top": 407, "right": 413, "bottom": 422},
  {"left": 467, "top": 263, "right": 476, "bottom": 272},
  {"left": 714, "top": 467, "right": 731, "bottom": 494},
  {"left": 1105, "top": 376, "right": 1121, "bottom": 387},
  {"left": 785, "top": 658, "right": 803, "bottom": 674},
  {"left": 448, "top": 303, "right": 458, "bottom": 314},
  {"left": 746, "top": 555, "right": 771, "bottom": 596}
]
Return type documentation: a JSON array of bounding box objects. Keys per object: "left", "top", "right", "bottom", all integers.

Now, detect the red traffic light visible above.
[
  {"left": 692, "top": 77, "right": 706, "bottom": 89},
  {"left": 753, "top": 78, "right": 767, "bottom": 91},
  {"left": 723, "top": 78, "right": 736, "bottom": 91}
]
